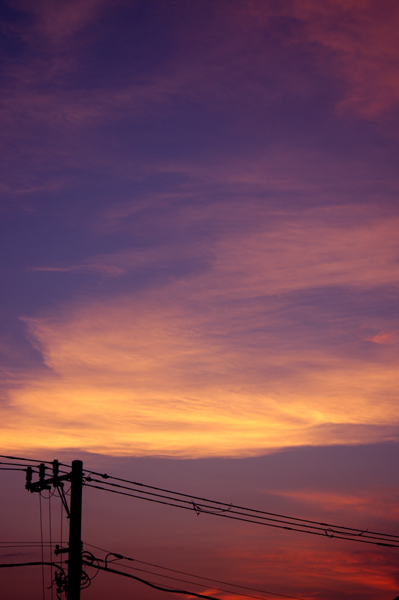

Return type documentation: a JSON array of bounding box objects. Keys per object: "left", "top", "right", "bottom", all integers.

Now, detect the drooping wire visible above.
[
  {"left": 87, "top": 548, "right": 299, "bottom": 599},
  {"left": 0, "top": 560, "right": 67, "bottom": 598},
  {"left": 84, "top": 482, "right": 399, "bottom": 549},
  {"left": 0, "top": 458, "right": 71, "bottom": 479},
  {"left": 125, "top": 563, "right": 294, "bottom": 600},
  {"left": 0, "top": 561, "right": 66, "bottom": 572},
  {"left": 0, "top": 455, "right": 54, "bottom": 465},
  {"left": 0, "top": 467, "right": 31, "bottom": 471},
  {"left": 83, "top": 542, "right": 301, "bottom": 600},
  {"left": 2, "top": 455, "right": 399, "bottom": 545},
  {"left": 39, "top": 494, "right": 46, "bottom": 600},
  {"left": 83, "top": 560, "right": 307, "bottom": 600},
  {"left": 83, "top": 471, "right": 399, "bottom": 543},
  {"left": 39, "top": 487, "right": 58, "bottom": 499},
  {"left": 135, "top": 557, "right": 293, "bottom": 598},
  {"left": 2, "top": 455, "right": 398, "bottom": 549},
  {"left": 0, "top": 542, "right": 60, "bottom": 548},
  {"left": 56, "top": 486, "right": 70, "bottom": 518},
  {"left": 81, "top": 550, "right": 101, "bottom": 584},
  {"left": 82, "top": 560, "right": 223, "bottom": 600}
]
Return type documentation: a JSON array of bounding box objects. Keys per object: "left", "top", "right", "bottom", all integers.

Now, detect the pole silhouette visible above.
[{"left": 67, "top": 460, "right": 83, "bottom": 600}]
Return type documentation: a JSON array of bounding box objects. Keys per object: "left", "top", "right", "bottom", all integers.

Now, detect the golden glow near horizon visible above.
[
  {"left": 2, "top": 207, "right": 399, "bottom": 456},
  {"left": 2, "top": 4, "right": 399, "bottom": 600}
]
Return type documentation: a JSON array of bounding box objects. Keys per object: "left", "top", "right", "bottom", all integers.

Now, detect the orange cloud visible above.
[{"left": 2, "top": 206, "right": 399, "bottom": 457}]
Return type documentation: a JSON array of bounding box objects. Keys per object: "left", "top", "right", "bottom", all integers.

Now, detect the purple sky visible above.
[{"left": 1, "top": 1, "right": 399, "bottom": 599}]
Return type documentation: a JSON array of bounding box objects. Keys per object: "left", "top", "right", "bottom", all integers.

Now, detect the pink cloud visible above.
[
  {"left": 270, "top": 488, "right": 399, "bottom": 522},
  {"left": 1, "top": 206, "right": 399, "bottom": 457},
  {"left": 367, "top": 332, "right": 398, "bottom": 346},
  {"left": 286, "top": 0, "right": 399, "bottom": 117},
  {"left": 223, "top": 0, "right": 399, "bottom": 118}
]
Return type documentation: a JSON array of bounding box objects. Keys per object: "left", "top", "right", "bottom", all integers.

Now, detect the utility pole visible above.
[
  {"left": 67, "top": 460, "right": 83, "bottom": 600},
  {"left": 26, "top": 459, "right": 83, "bottom": 599}
]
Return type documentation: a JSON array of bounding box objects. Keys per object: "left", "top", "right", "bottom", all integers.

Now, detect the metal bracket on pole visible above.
[{"left": 25, "top": 459, "right": 84, "bottom": 599}]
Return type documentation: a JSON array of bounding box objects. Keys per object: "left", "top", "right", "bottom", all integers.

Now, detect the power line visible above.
[
  {"left": 119, "top": 564, "right": 299, "bottom": 600},
  {"left": 2, "top": 456, "right": 399, "bottom": 549},
  {"left": 83, "top": 470, "right": 399, "bottom": 543},
  {"left": 2, "top": 456, "right": 399, "bottom": 600},
  {"left": 0, "top": 455, "right": 54, "bottom": 465},
  {"left": 0, "top": 543, "right": 58, "bottom": 548},
  {"left": 3, "top": 455, "right": 399, "bottom": 544},
  {"left": 83, "top": 560, "right": 239, "bottom": 600},
  {"left": 0, "top": 561, "right": 65, "bottom": 572},
  {"left": 84, "top": 482, "right": 399, "bottom": 548},
  {"left": 0, "top": 467, "right": 30, "bottom": 471},
  {"left": 0, "top": 458, "right": 70, "bottom": 474},
  {"left": 84, "top": 542, "right": 302, "bottom": 600},
  {"left": 0, "top": 457, "right": 82, "bottom": 598},
  {"left": 124, "top": 565, "right": 284, "bottom": 600},
  {"left": 2, "top": 537, "right": 302, "bottom": 599}
]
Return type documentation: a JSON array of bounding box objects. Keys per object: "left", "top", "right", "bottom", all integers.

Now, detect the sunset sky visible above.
[{"left": 1, "top": 1, "right": 399, "bottom": 599}]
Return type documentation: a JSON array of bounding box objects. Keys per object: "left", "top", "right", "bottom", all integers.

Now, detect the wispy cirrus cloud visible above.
[
  {"left": 226, "top": 0, "right": 399, "bottom": 118},
  {"left": 2, "top": 0, "right": 399, "bottom": 206},
  {"left": 4, "top": 0, "right": 399, "bottom": 145},
  {"left": 284, "top": 0, "right": 399, "bottom": 117},
  {"left": 2, "top": 205, "right": 399, "bottom": 457},
  {"left": 7, "top": 0, "right": 110, "bottom": 44},
  {"left": 29, "top": 242, "right": 213, "bottom": 277}
]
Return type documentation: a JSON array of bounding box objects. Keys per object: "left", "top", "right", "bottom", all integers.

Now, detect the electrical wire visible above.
[
  {"left": 2, "top": 455, "right": 399, "bottom": 544},
  {"left": 84, "top": 482, "right": 399, "bottom": 548},
  {"left": 0, "top": 455, "right": 54, "bottom": 464},
  {"left": 0, "top": 460, "right": 38, "bottom": 467},
  {"left": 56, "top": 486, "right": 71, "bottom": 518},
  {"left": 2, "top": 454, "right": 397, "bottom": 600},
  {"left": 83, "top": 560, "right": 226, "bottom": 600},
  {"left": 84, "top": 542, "right": 302, "bottom": 600},
  {"left": 0, "top": 459, "right": 70, "bottom": 478},
  {"left": 123, "top": 564, "right": 296, "bottom": 600},
  {"left": 83, "top": 471, "right": 399, "bottom": 543},
  {"left": 40, "top": 488, "right": 58, "bottom": 499},
  {"left": 0, "top": 542, "right": 57, "bottom": 548},
  {"left": 0, "top": 467, "right": 31, "bottom": 471},
  {"left": 2, "top": 455, "right": 399, "bottom": 548},
  {"left": 125, "top": 563, "right": 297, "bottom": 600},
  {"left": 0, "top": 558, "right": 67, "bottom": 598},
  {"left": 0, "top": 561, "right": 66, "bottom": 572}
]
